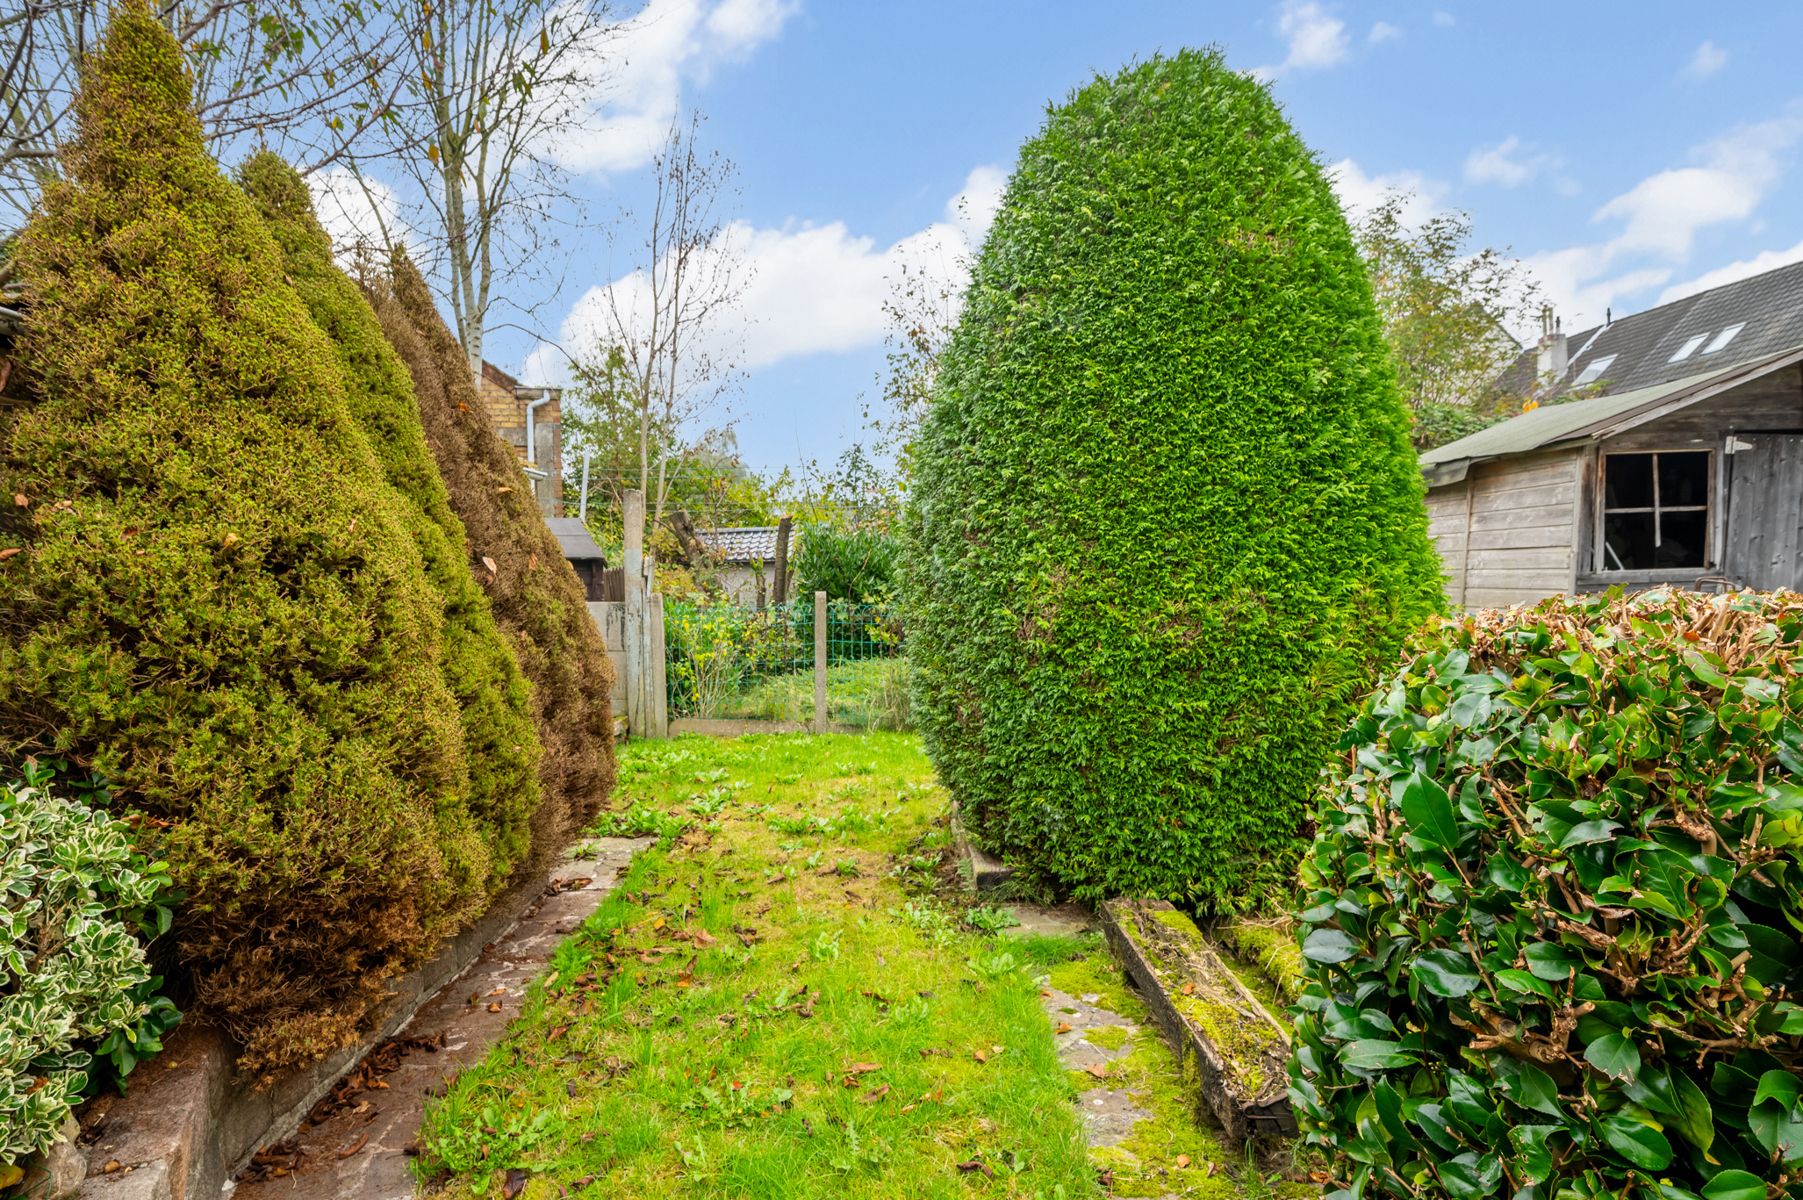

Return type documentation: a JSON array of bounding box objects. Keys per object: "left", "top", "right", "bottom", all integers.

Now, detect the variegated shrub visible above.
[{"left": 2, "top": 765, "right": 177, "bottom": 1166}]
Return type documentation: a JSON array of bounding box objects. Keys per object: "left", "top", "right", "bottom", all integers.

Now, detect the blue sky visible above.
[{"left": 418, "top": 1, "right": 1803, "bottom": 477}]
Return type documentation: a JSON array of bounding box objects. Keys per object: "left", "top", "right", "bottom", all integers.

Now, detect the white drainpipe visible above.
[{"left": 523, "top": 392, "right": 553, "bottom": 466}]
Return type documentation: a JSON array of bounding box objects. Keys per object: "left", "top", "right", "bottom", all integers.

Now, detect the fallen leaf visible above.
[
  {"left": 497, "top": 485, "right": 514, "bottom": 494},
  {"left": 1055, "top": 1022, "right": 1073, "bottom": 1034},
  {"left": 337, "top": 1134, "right": 369, "bottom": 1159},
  {"left": 1084, "top": 1063, "right": 1108, "bottom": 1079},
  {"left": 972, "top": 1048, "right": 989, "bottom": 1063},
  {"left": 955, "top": 1159, "right": 993, "bottom": 1177},
  {"left": 489, "top": 987, "right": 507, "bottom": 995},
  {"left": 503, "top": 1167, "right": 529, "bottom": 1198},
  {"left": 848, "top": 1062, "right": 881, "bottom": 1074},
  {"left": 1181, "top": 981, "right": 1196, "bottom": 996},
  {"left": 858, "top": 1084, "right": 890, "bottom": 1104},
  {"left": 1176, "top": 1154, "right": 1191, "bottom": 1168},
  {"left": 487, "top": 1001, "right": 503, "bottom": 1013},
  {"left": 481, "top": 555, "right": 498, "bottom": 574},
  {"left": 11, "top": 493, "right": 26, "bottom": 507},
  {"left": 0, "top": 547, "right": 20, "bottom": 560}
]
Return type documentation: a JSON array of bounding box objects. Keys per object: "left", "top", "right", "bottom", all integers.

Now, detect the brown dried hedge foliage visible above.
[{"left": 366, "top": 257, "right": 615, "bottom": 849}]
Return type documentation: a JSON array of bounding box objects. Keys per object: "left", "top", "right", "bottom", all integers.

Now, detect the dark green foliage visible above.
[
  {"left": 1293, "top": 592, "right": 1803, "bottom": 1200},
  {"left": 903, "top": 51, "right": 1443, "bottom": 908},
  {"left": 368, "top": 256, "right": 616, "bottom": 852},
  {"left": 239, "top": 153, "right": 541, "bottom": 881},
  {"left": 794, "top": 524, "right": 899, "bottom": 603},
  {"left": 0, "top": 2, "right": 494, "bottom": 1077}
]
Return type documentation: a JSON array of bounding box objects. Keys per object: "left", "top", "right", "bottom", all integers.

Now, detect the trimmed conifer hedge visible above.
[
  {"left": 366, "top": 257, "right": 616, "bottom": 851},
  {"left": 903, "top": 50, "right": 1442, "bottom": 909},
  {"left": 239, "top": 153, "right": 542, "bottom": 881},
  {"left": 0, "top": 2, "right": 495, "bottom": 1075},
  {"left": 1294, "top": 592, "right": 1803, "bottom": 1200}
]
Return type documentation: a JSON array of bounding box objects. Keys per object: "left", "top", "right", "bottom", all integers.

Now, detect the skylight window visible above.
[
  {"left": 1572, "top": 353, "right": 1617, "bottom": 388},
  {"left": 1669, "top": 334, "right": 1706, "bottom": 363},
  {"left": 1704, "top": 323, "right": 1745, "bottom": 353}
]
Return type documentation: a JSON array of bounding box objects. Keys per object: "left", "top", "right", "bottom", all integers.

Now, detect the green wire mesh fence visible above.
[{"left": 662, "top": 597, "right": 909, "bottom": 730}]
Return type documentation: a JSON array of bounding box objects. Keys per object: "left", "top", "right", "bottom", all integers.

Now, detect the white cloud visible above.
[
  {"left": 1367, "top": 21, "right": 1402, "bottom": 44},
  {"left": 1464, "top": 135, "right": 1559, "bottom": 188},
  {"left": 1326, "top": 157, "right": 1445, "bottom": 226},
  {"left": 550, "top": 0, "right": 799, "bottom": 175},
  {"left": 1659, "top": 238, "right": 1803, "bottom": 303},
  {"left": 1681, "top": 39, "right": 1729, "bottom": 81},
  {"left": 1254, "top": 1, "right": 1350, "bottom": 77},
  {"left": 1431, "top": 10, "right": 1455, "bottom": 27},
  {"left": 306, "top": 166, "right": 419, "bottom": 263},
  {"left": 522, "top": 165, "right": 1004, "bottom": 386},
  {"left": 1523, "top": 107, "right": 1803, "bottom": 324}
]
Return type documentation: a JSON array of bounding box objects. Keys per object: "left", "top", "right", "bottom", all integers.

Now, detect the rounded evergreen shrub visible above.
[
  {"left": 1293, "top": 592, "right": 1803, "bottom": 1200},
  {"left": 903, "top": 50, "right": 1442, "bottom": 908},
  {"left": 240, "top": 153, "right": 542, "bottom": 882},
  {"left": 0, "top": 2, "right": 490, "bottom": 1075},
  {"left": 366, "top": 256, "right": 616, "bottom": 850}
]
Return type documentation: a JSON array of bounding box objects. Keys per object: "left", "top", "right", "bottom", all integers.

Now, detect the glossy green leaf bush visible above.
[
  {"left": 795, "top": 524, "right": 899, "bottom": 602},
  {"left": 903, "top": 50, "right": 1442, "bottom": 908},
  {"left": 0, "top": 3, "right": 492, "bottom": 1076},
  {"left": 1293, "top": 591, "right": 1803, "bottom": 1200},
  {"left": 1, "top": 763, "right": 178, "bottom": 1166}
]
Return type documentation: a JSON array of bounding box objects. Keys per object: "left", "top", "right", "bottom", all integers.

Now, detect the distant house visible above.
[
  {"left": 1422, "top": 261, "right": 1803, "bottom": 608},
  {"left": 694, "top": 525, "right": 792, "bottom": 607},
  {"left": 478, "top": 360, "right": 563, "bottom": 518}
]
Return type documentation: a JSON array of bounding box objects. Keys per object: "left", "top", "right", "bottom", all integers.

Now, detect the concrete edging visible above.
[{"left": 75, "top": 840, "right": 641, "bottom": 1200}]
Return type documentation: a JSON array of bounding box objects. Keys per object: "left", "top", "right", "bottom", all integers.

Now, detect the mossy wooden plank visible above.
[{"left": 1100, "top": 898, "right": 1295, "bottom": 1144}]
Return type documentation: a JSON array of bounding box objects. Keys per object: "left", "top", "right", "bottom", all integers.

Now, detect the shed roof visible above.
[
  {"left": 544, "top": 517, "right": 606, "bottom": 562},
  {"left": 695, "top": 526, "right": 780, "bottom": 563},
  {"left": 1420, "top": 348, "right": 1803, "bottom": 485}
]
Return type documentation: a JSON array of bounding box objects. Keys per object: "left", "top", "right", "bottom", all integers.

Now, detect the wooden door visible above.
[{"left": 1725, "top": 435, "right": 1803, "bottom": 590}]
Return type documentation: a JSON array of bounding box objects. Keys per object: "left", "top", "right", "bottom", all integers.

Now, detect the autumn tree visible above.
[{"left": 1354, "top": 192, "right": 1540, "bottom": 449}]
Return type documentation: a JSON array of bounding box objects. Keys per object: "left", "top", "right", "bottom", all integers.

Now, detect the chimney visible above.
[{"left": 1535, "top": 304, "right": 1567, "bottom": 387}]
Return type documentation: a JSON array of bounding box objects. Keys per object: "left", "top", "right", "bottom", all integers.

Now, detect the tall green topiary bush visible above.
[
  {"left": 366, "top": 256, "right": 616, "bottom": 852},
  {"left": 0, "top": 2, "right": 493, "bottom": 1076},
  {"left": 239, "top": 153, "right": 542, "bottom": 880},
  {"left": 903, "top": 51, "right": 1442, "bottom": 908},
  {"left": 1294, "top": 592, "right": 1803, "bottom": 1200}
]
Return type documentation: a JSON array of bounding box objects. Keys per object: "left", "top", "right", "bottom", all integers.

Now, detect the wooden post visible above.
[
  {"left": 650, "top": 587, "right": 669, "bottom": 738},
  {"left": 622, "top": 489, "right": 645, "bottom": 737},
  {"left": 772, "top": 516, "right": 792, "bottom": 606},
  {"left": 813, "top": 590, "right": 827, "bottom": 734}
]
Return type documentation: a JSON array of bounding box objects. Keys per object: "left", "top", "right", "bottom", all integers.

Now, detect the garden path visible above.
[{"left": 229, "top": 836, "right": 651, "bottom": 1200}]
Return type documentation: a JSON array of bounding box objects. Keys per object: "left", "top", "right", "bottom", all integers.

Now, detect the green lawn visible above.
[
  {"left": 415, "top": 733, "right": 1096, "bottom": 1198},
  {"left": 692, "top": 657, "right": 911, "bottom": 729}
]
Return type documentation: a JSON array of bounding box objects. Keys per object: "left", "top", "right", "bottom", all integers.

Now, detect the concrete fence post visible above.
[{"left": 813, "top": 590, "right": 828, "bottom": 734}]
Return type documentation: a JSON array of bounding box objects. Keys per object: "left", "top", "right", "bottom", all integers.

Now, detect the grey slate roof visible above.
[
  {"left": 1496, "top": 258, "right": 1803, "bottom": 399},
  {"left": 695, "top": 526, "right": 780, "bottom": 563},
  {"left": 545, "top": 517, "right": 606, "bottom": 562}
]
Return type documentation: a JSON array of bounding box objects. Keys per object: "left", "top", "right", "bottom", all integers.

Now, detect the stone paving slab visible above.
[{"left": 227, "top": 837, "right": 649, "bottom": 1200}]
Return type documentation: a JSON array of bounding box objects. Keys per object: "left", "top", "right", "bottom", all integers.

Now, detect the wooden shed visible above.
[{"left": 1424, "top": 353, "right": 1803, "bottom": 608}]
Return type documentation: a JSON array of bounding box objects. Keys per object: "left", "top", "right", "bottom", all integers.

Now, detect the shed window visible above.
[{"left": 1598, "top": 450, "right": 1711, "bottom": 572}]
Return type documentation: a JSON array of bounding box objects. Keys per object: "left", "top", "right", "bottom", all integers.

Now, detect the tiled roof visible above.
[
  {"left": 1497, "top": 258, "right": 1803, "bottom": 399},
  {"left": 695, "top": 526, "right": 780, "bottom": 563}
]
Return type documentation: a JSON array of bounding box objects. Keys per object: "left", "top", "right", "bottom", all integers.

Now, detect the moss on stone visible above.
[
  {"left": 1087, "top": 1023, "right": 1129, "bottom": 1052},
  {"left": 1219, "top": 918, "right": 1306, "bottom": 1008}
]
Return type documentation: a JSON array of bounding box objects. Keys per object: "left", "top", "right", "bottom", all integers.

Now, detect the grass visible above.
[
  {"left": 698, "top": 657, "right": 912, "bottom": 730},
  {"left": 415, "top": 733, "right": 1095, "bottom": 1198}
]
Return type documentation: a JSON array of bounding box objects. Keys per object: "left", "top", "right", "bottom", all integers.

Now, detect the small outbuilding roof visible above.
[
  {"left": 1419, "top": 348, "right": 1803, "bottom": 486},
  {"left": 695, "top": 526, "right": 780, "bottom": 563},
  {"left": 544, "top": 517, "right": 606, "bottom": 562}
]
